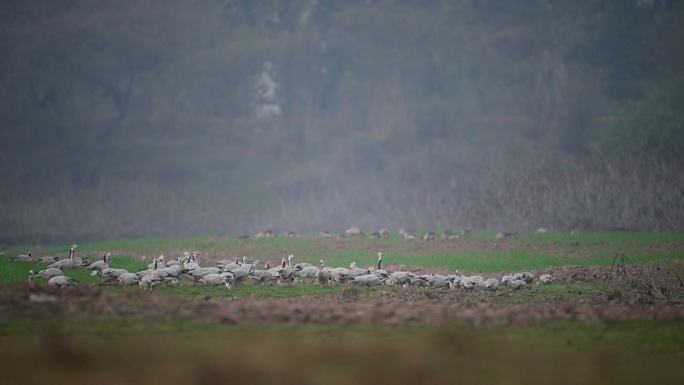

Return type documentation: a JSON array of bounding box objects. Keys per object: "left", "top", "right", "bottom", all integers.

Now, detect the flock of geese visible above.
[{"left": 11, "top": 245, "right": 554, "bottom": 293}]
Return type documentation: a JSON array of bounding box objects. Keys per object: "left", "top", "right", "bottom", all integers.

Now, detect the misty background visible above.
[{"left": 1, "top": 0, "right": 683, "bottom": 245}]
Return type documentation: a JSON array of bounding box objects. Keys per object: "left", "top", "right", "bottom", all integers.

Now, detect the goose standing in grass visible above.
[
  {"left": 239, "top": 256, "right": 260, "bottom": 272},
  {"left": 139, "top": 274, "right": 165, "bottom": 292},
  {"left": 146, "top": 255, "right": 166, "bottom": 270},
  {"left": 316, "top": 260, "right": 331, "bottom": 285},
  {"left": 29, "top": 268, "right": 65, "bottom": 281},
  {"left": 10, "top": 251, "right": 32, "bottom": 263},
  {"left": 48, "top": 244, "right": 78, "bottom": 270},
  {"left": 226, "top": 265, "right": 252, "bottom": 285},
  {"left": 48, "top": 275, "right": 78, "bottom": 288},
  {"left": 372, "top": 252, "right": 389, "bottom": 278},
  {"left": 537, "top": 274, "right": 553, "bottom": 287},
  {"left": 183, "top": 251, "right": 201, "bottom": 270},
  {"left": 87, "top": 252, "right": 111, "bottom": 273},
  {"left": 276, "top": 255, "right": 295, "bottom": 284},
  {"left": 118, "top": 273, "right": 140, "bottom": 286},
  {"left": 151, "top": 264, "right": 180, "bottom": 286}
]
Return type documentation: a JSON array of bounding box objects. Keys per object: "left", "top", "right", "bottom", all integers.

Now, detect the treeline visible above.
[{"left": 1, "top": 0, "right": 683, "bottom": 244}]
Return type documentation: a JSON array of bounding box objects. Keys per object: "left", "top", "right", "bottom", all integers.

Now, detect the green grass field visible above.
[{"left": 1, "top": 231, "right": 683, "bottom": 384}]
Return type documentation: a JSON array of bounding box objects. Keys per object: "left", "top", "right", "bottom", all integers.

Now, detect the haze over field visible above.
[{"left": 1, "top": 1, "right": 683, "bottom": 244}]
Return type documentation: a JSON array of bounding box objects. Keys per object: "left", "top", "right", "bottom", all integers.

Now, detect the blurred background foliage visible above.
[{"left": 1, "top": 0, "right": 683, "bottom": 244}]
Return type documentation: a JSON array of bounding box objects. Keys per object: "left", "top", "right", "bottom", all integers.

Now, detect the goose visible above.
[
  {"left": 250, "top": 266, "right": 278, "bottom": 284},
  {"left": 165, "top": 257, "right": 181, "bottom": 267},
  {"left": 181, "top": 267, "right": 221, "bottom": 285},
  {"left": 316, "top": 260, "right": 331, "bottom": 285},
  {"left": 485, "top": 278, "right": 499, "bottom": 291},
  {"left": 253, "top": 228, "right": 273, "bottom": 239},
  {"left": 139, "top": 274, "right": 165, "bottom": 292},
  {"left": 95, "top": 268, "right": 129, "bottom": 285},
  {"left": 345, "top": 226, "right": 365, "bottom": 237},
  {"left": 329, "top": 265, "right": 354, "bottom": 284},
  {"left": 226, "top": 266, "right": 252, "bottom": 284},
  {"left": 409, "top": 276, "right": 430, "bottom": 287},
  {"left": 440, "top": 230, "right": 459, "bottom": 240},
  {"left": 48, "top": 275, "right": 77, "bottom": 288},
  {"left": 151, "top": 263, "right": 180, "bottom": 285},
  {"left": 351, "top": 273, "right": 385, "bottom": 288},
  {"left": 183, "top": 251, "right": 201, "bottom": 270},
  {"left": 117, "top": 273, "right": 140, "bottom": 286},
  {"left": 36, "top": 256, "right": 59, "bottom": 264},
  {"left": 537, "top": 274, "right": 553, "bottom": 287},
  {"left": 373, "top": 252, "right": 389, "bottom": 278},
  {"left": 521, "top": 272, "right": 535, "bottom": 284},
  {"left": 99, "top": 267, "right": 128, "bottom": 279},
  {"left": 10, "top": 252, "right": 32, "bottom": 262},
  {"left": 199, "top": 272, "right": 234, "bottom": 289},
  {"left": 495, "top": 231, "right": 517, "bottom": 239},
  {"left": 294, "top": 265, "right": 320, "bottom": 283},
  {"left": 146, "top": 255, "right": 166, "bottom": 270},
  {"left": 446, "top": 273, "right": 462, "bottom": 290},
  {"left": 48, "top": 244, "right": 78, "bottom": 270},
  {"left": 266, "top": 261, "right": 282, "bottom": 276},
  {"left": 379, "top": 228, "right": 390, "bottom": 239},
  {"left": 347, "top": 262, "right": 369, "bottom": 279},
  {"left": 239, "top": 256, "right": 260, "bottom": 271},
  {"left": 30, "top": 268, "right": 64, "bottom": 281},
  {"left": 87, "top": 252, "right": 111, "bottom": 273},
  {"left": 421, "top": 231, "right": 438, "bottom": 241},
  {"left": 294, "top": 261, "right": 314, "bottom": 271},
  {"left": 428, "top": 274, "right": 450, "bottom": 289},
  {"left": 460, "top": 276, "right": 480, "bottom": 291},
  {"left": 502, "top": 274, "right": 514, "bottom": 285},
  {"left": 217, "top": 258, "right": 240, "bottom": 271},
  {"left": 505, "top": 279, "right": 532, "bottom": 291},
  {"left": 389, "top": 271, "right": 413, "bottom": 286},
  {"left": 276, "top": 256, "right": 295, "bottom": 284}
]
